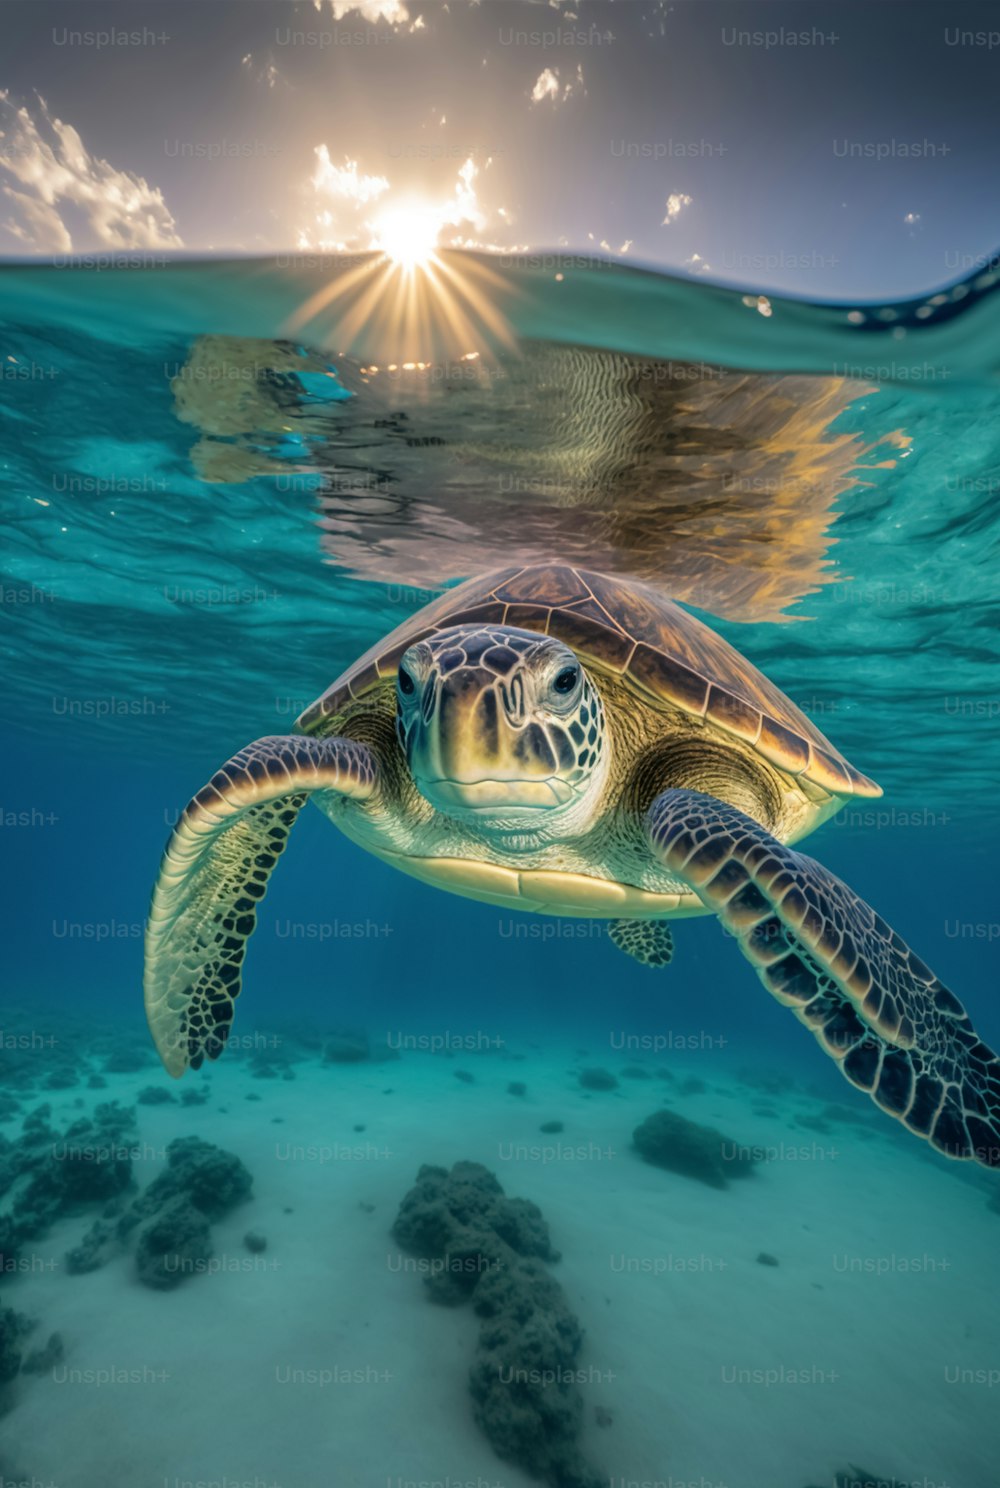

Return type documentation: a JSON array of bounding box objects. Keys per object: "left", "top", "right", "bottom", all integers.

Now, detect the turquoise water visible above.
[{"left": 3, "top": 252, "right": 1000, "bottom": 1488}]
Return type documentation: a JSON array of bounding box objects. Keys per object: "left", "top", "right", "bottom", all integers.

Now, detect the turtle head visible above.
[{"left": 395, "top": 624, "right": 608, "bottom": 831}]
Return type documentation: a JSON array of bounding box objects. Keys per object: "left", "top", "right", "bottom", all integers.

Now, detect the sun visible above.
[
  {"left": 283, "top": 209, "right": 520, "bottom": 367},
  {"left": 372, "top": 202, "right": 443, "bottom": 271}
]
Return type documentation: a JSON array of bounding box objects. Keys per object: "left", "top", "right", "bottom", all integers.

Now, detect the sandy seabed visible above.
[{"left": 2, "top": 1031, "right": 999, "bottom": 1488}]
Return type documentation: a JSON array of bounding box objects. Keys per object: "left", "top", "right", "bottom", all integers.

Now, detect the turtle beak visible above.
[
  {"left": 406, "top": 668, "right": 572, "bottom": 812},
  {"left": 432, "top": 668, "right": 506, "bottom": 781}
]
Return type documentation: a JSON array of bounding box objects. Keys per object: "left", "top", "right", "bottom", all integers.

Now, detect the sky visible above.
[{"left": 1, "top": 0, "right": 999, "bottom": 299}]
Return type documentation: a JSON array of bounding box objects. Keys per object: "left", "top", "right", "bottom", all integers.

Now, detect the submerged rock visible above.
[
  {"left": 392, "top": 1162, "right": 603, "bottom": 1488},
  {"left": 819, "top": 1101, "right": 875, "bottom": 1128},
  {"left": 21, "top": 1105, "right": 51, "bottom": 1135},
  {"left": 0, "top": 1018, "right": 79, "bottom": 1092},
  {"left": 321, "top": 1028, "right": 370, "bottom": 1064},
  {"left": 247, "top": 1045, "right": 296, "bottom": 1080},
  {"left": 320, "top": 1027, "right": 400, "bottom": 1064},
  {"left": 21, "top": 1331, "right": 64, "bottom": 1374},
  {"left": 0, "top": 1307, "right": 31, "bottom": 1386},
  {"left": 470, "top": 1259, "right": 602, "bottom": 1488},
  {"left": 737, "top": 1067, "right": 793, "bottom": 1097},
  {"left": 9, "top": 1101, "right": 137, "bottom": 1254},
  {"left": 578, "top": 1068, "right": 618, "bottom": 1091},
  {"left": 632, "top": 1110, "right": 756, "bottom": 1189},
  {"left": 136, "top": 1086, "right": 175, "bottom": 1106},
  {"left": 65, "top": 1133, "right": 253, "bottom": 1284},
  {"left": 0, "top": 1215, "right": 20, "bottom": 1270},
  {"left": 44, "top": 1071, "right": 77, "bottom": 1091},
  {"left": 392, "top": 1161, "right": 558, "bottom": 1285},
  {"left": 135, "top": 1136, "right": 252, "bottom": 1222},
  {"left": 65, "top": 1218, "right": 119, "bottom": 1275},
  {"left": 0, "top": 1103, "right": 137, "bottom": 1275},
  {"left": 678, "top": 1076, "right": 706, "bottom": 1097},
  {"left": 135, "top": 1198, "right": 213, "bottom": 1290},
  {"left": 51, "top": 1106, "right": 136, "bottom": 1202}
]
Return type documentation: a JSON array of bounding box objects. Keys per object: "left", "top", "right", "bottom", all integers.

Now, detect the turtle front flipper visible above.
[
  {"left": 646, "top": 789, "right": 1000, "bottom": 1167},
  {"left": 144, "top": 736, "right": 376, "bottom": 1078},
  {"left": 608, "top": 920, "right": 674, "bottom": 968}
]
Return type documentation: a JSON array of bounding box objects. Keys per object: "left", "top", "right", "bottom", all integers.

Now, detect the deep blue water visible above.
[{"left": 4, "top": 730, "right": 1000, "bottom": 1070}]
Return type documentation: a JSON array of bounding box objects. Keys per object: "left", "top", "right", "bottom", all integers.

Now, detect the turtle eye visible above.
[
  {"left": 398, "top": 666, "right": 416, "bottom": 697},
  {"left": 552, "top": 665, "right": 579, "bottom": 696}
]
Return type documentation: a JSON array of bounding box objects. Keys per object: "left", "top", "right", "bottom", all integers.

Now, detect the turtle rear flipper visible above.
[
  {"left": 144, "top": 736, "right": 376, "bottom": 1077},
  {"left": 608, "top": 920, "right": 674, "bottom": 968},
  {"left": 647, "top": 788, "right": 1000, "bottom": 1168}
]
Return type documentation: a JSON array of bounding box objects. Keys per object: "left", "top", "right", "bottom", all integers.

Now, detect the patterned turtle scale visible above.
[{"left": 298, "top": 563, "right": 881, "bottom": 801}]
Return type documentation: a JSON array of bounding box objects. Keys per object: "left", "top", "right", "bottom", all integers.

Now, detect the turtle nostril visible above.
[{"left": 398, "top": 666, "right": 416, "bottom": 697}]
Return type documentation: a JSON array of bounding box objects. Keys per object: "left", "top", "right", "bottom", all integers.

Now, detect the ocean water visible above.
[{"left": 2, "top": 251, "right": 1000, "bottom": 1488}]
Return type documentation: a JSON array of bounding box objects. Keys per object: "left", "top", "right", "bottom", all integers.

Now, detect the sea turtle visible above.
[{"left": 145, "top": 562, "right": 1000, "bottom": 1166}]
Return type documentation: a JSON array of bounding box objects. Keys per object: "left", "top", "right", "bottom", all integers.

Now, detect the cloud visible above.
[
  {"left": 311, "top": 147, "right": 390, "bottom": 207},
  {"left": 530, "top": 64, "right": 585, "bottom": 104},
  {"left": 0, "top": 93, "right": 181, "bottom": 251},
  {"left": 241, "top": 53, "right": 287, "bottom": 89},
  {"left": 315, "top": 0, "right": 424, "bottom": 31},
  {"left": 300, "top": 148, "right": 391, "bottom": 251},
  {"left": 321, "top": 0, "right": 407, "bottom": 20},
  {"left": 684, "top": 252, "right": 711, "bottom": 275},
  {"left": 298, "top": 147, "right": 524, "bottom": 255},
  {"left": 1, "top": 186, "right": 71, "bottom": 252},
  {"left": 531, "top": 69, "right": 561, "bottom": 103},
  {"left": 318, "top": 0, "right": 568, "bottom": 30},
  {"left": 662, "top": 191, "right": 692, "bottom": 224}
]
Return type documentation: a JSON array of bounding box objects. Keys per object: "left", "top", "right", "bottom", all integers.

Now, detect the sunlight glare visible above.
[{"left": 373, "top": 204, "right": 442, "bottom": 270}]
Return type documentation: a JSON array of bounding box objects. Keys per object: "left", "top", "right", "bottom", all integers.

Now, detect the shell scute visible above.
[
  {"left": 543, "top": 607, "right": 634, "bottom": 672},
  {"left": 758, "top": 717, "right": 811, "bottom": 777},
  {"left": 706, "top": 686, "right": 762, "bottom": 745},
  {"left": 502, "top": 603, "right": 552, "bottom": 633},
  {"left": 629, "top": 643, "right": 710, "bottom": 716},
  {"left": 494, "top": 564, "right": 592, "bottom": 608}
]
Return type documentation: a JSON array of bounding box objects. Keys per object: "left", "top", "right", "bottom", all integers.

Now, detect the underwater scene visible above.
[{"left": 4, "top": 5, "right": 1000, "bottom": 1488}]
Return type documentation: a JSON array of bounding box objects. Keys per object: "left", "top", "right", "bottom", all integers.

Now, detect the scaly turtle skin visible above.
[{"left": 145, "top": 564, "right": 1000, "bottom": 1168}]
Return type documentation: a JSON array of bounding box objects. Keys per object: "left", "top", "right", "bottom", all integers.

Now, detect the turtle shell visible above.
[{"left": 297, "top": 563, "right": 881, "bottom": 800}]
